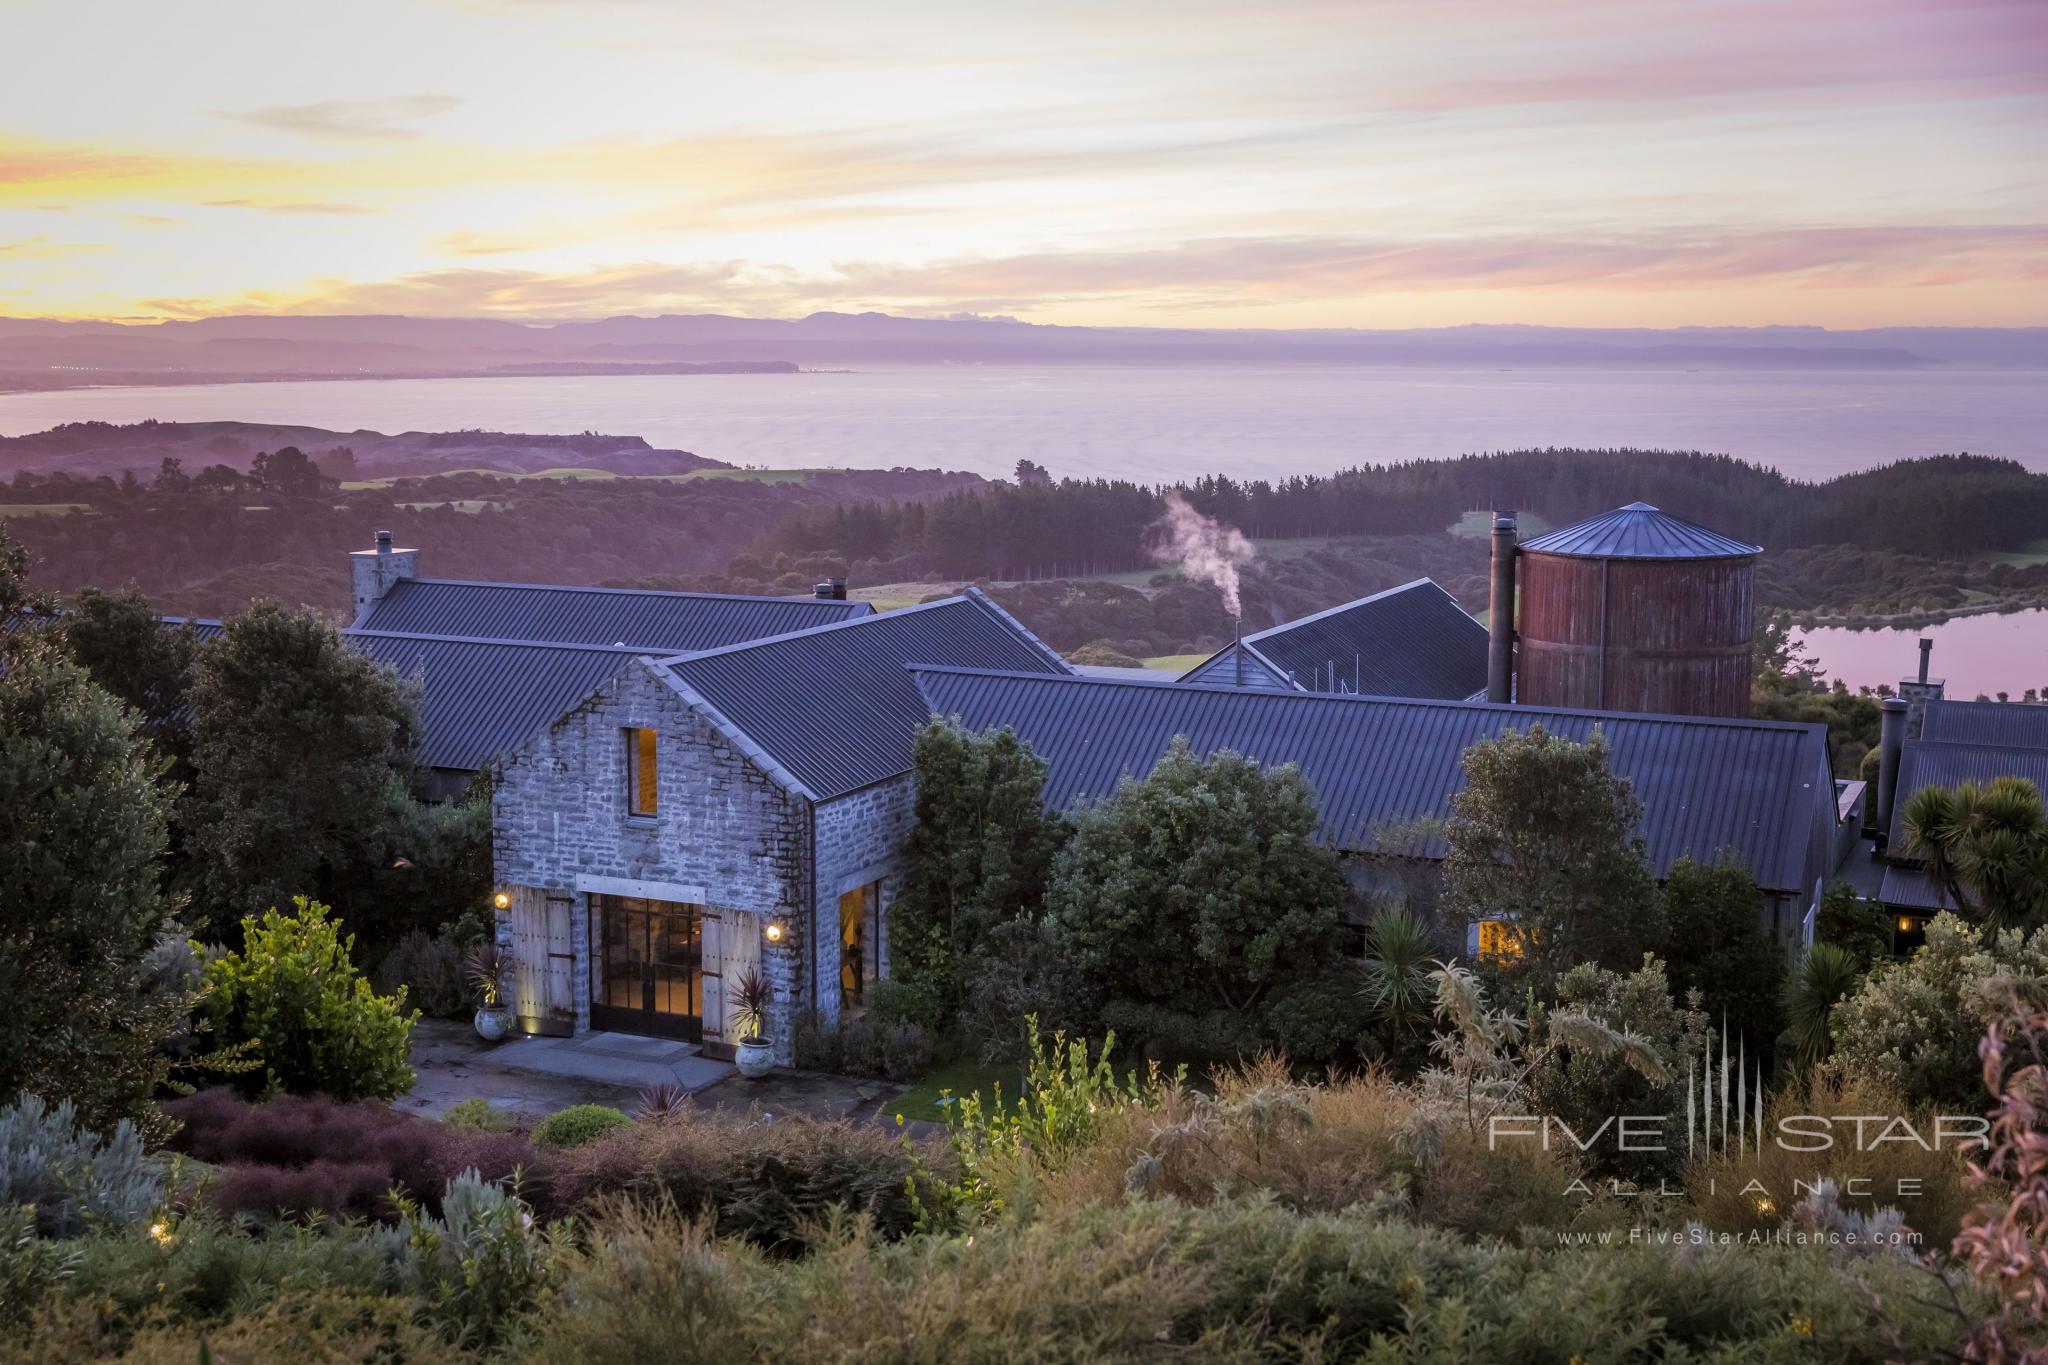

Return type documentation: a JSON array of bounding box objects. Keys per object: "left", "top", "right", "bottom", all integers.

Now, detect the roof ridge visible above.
[
  {"left": 962, "top": 585, "right": 1077, "bottom": 675},
  {"left": 906, "top": 664, "right": 1827, "bottom": 735},
  {"left": 1243, "top": 578, "right": 1449, "bottom": 643},
  {"left": 393, "top": 577, "right": 871, "bottom": 609},
  {"left": 343, "top": 628, "right": 662, "bottom": 654},
  {"left": 663, "top": 594, "right": 974, "bottom": 669}
]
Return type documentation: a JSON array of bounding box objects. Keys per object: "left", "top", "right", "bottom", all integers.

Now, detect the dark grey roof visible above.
[
  {"left": 666, "top": 591, "right": 1073, "bottom": 800},
  {"left": 1920, "top": 699, "right": 2048, "bottom": 752},
  {"left": 1886, "top": 737, "right": 2048, "bottom": 849},
  {"left": 1186, "top": 579, "right": 1487, "bottom": 700},
  {"left": 345, "top": 629, "right": 640, "bottom": 774},
  {"left": 1877, "top": 865, "right": 1954, "bottom": 912},
  {"left": 1519, "top": 502, "right": 1761, "bottom": 560},
  {"left": 354, "top": 577, "right": 870, "bottom": 650},
  {"left": 2, "top": 609, "right": 223, "bottom": 641},
  {"left": 913, "top": 668, "right": 1832, "bottom": 891}
]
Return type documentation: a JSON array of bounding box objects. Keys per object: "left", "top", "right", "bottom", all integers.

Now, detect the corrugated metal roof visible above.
[
  {"left": 666, "top": 591, "right": 1073, "bottom": 800},
  {"left": 355, "top": 577, "right": 871, "bottom": 650},
  {"left": 1886, "top": 737, "right": 2048, "bottom": 849},
  {"left": 1182, "top": 579, "right": 1487, "bottom": 699},
  {"left": 1519, "top": 502, "right": 1761, "bottom": 561},
  {"left": 345, "top": 629, "right": 640, "bottom": 774},
  {"left": 913, "top": 668, "right": 1832, "bottom": 891},
  {"left": 1072, "top": 664, "right": 1179, "bottom": 682},
  {"left": 1877, "top": 865, "right": 1956, "bottom": 912},
  {"left": 2, "top": 610, "right": 224, "bottom": 641},
  {"left": 1920, "top": 699, "right": 2048, "bottom": 752}
]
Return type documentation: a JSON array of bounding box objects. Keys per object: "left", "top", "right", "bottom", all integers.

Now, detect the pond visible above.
[{"left": 1793, "top": 609, "right": 2048, "bottom": 699}]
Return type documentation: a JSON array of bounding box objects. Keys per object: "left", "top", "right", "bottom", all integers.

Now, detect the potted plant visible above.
[
  {"left": 465, "top": 943, "right": 514, "bottom": 1042},
  {"left": 728, "top": 967, "right": 775, "bottom": 1079}
]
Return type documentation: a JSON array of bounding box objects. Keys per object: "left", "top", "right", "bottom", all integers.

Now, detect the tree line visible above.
[{"left": 749, "top": 449, "right": 2048, "bottom": 585}]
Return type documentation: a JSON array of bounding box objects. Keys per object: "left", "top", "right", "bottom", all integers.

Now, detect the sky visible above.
[{"left": 1, "top": 0, "right": 2043, "bottom": 328}]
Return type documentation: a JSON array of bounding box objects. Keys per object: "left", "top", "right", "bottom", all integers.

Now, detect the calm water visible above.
[
  {"left": 1795, "top": 610, "right": 2048, "bottom": 699},
  {"left": 0, "top": 365, "right": 2041, "bottom": 483}
]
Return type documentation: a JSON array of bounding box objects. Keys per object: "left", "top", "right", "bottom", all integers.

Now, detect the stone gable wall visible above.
[{"left": 492, "top": 659, "right": 810, "bottom": 1060}]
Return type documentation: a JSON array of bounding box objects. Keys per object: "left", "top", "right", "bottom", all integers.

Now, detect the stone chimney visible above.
[{"left": 350, "top": 530, "right": 419, "bottom": 620}]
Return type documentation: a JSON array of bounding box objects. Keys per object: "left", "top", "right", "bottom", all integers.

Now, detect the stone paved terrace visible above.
[{"left": 400, "top": 1019, "right": 923, "bottom": 1133}]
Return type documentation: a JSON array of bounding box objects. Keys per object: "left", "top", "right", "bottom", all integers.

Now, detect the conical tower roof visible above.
[{"left": 1519, "top": 501, "right": 1760, "bottom": 560}]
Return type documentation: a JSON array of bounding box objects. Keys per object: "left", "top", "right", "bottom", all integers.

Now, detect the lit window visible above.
[
  {"left": 1477, "top": 919, "right": 1523, "bottom": 961},
  {"left": 626, "top": 728, "right": 658, "bottom": 816}
]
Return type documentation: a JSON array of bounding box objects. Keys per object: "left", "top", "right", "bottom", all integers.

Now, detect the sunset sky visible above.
[{"left": 3, "top": 0, "right": 2043, "bottom": 327}]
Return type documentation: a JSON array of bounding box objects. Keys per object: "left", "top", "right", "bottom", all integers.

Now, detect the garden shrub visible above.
[
  {"left": 164, "top": 1089, "right": 532, "bottom": 1221},
  {"left": 373, "top": 929, "right": 468, "bottom": 1019},
  {"left": 792, "top": 1015, "right": 932, "bottom": 1082},
  {"left": 537, "top": 1108, "right": 923, "bottom": 1251},
  {"left": 1825, "top": 911, "right": 2048, "bottom": 1108},
  {"left": 1683, "top": 1073, "right": 1977, "bottom": 1247},
  {"left": 441, "top": 1097, "right": 517, "bottom": 1132},
  {"left": 0, "top": 1094, "right": 162, "bottom": 1238},
  {"left": 1521, "top": 956, "right": 1709, "bottom": 1178},
  {"left": 61, "top": 1212, "right": 391, "bottom": 1328},
  {"left": 0, "top": 1205, "right": 77, "bottom": 1326},
  {"left": 199, "top": 897, "right": 418, "bottom": 1101},
  {"left": 379, "top": 1170, "right": 560, "bottom": 1349},
  {"left": 530, "top": 1104, "right": 633, "bottom": 1150}
]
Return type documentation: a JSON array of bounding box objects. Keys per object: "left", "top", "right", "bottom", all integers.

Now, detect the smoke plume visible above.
[{"left": 1147, "top": 492, "right": 1256, "bottom": 617}]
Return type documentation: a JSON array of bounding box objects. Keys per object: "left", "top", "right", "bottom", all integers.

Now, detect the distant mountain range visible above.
[{"left": 1, "top": 311, "right": 2043, "bottom": 391}]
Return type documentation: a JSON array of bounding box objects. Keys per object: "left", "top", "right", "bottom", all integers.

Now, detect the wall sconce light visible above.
[
  {"left": 1896, "top": 916, "right": 1914, "bottom": 933},
  {"left": 765, "top": 920, "right": 786, "bottom": 943},
  {"left": 493, "top": 891, "right": 511, "bottom": 911}
]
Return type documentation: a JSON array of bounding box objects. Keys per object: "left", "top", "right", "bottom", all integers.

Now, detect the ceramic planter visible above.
[
  {"left": 474, "top": 1004, "right": 513, "bottom": 1042},
  {"left": 736, "top": 1037, "right": 774, "bottom": 1079}
]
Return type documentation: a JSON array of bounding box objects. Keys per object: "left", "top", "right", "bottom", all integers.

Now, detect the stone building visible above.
[{"left": 488, "top": 591, "right": 1072, "bottom": 1062}]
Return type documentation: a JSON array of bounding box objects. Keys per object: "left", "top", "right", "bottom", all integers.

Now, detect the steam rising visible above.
[{"left": 1148, "top": 492, "right": 1256, "bottom": 617}]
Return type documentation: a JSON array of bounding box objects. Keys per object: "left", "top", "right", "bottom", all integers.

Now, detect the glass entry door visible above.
[{"left": 591, "top": 895, "right": 702, "bottom": 1041}]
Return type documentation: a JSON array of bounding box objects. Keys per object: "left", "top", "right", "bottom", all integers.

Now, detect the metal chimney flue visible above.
[
  {"left": 1917, "top": 638, "right": 1932, "bottom": 685},
  {"left": 1486, "top": 511, "right": 1518, "bottom": 704}
]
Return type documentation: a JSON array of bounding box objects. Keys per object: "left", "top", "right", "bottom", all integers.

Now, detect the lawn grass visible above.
[
  {"left": 1985, "top": 538, "right": 2048, "bottom": 568},
  {"left": 1142, "top": 653, "right": 1208, "bottom": 672},
  {"left": 671, "top": 467, "right": 818, "bottom": 484},
  {"left": 887, "top": 1057, "right": 1022, "bottom": 1124},
  {"left": 0, "top": 502, "right": 86, "bottom": 516}
]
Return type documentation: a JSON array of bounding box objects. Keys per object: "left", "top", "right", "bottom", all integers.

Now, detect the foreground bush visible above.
[
  {"left": 792, "top": 1013, "right": 933, "bottom": 1081},
  {"left": 0, "top": 1094, "right": 161, "bottom": 1238},
  {"left": 539, "top": 1107, "right": 923, "bottom": 1252},
  {"left": 524, "top": 1195, "right": 1977, "bottom": 1364},
  {"left": 199, "top": 897, "right": 418, "bottom": 1101},
  {"left": 530, "top": 1104, "right": 632, "bottom": 1150},
  {"left": 166, "top": 1088, "right": 530, "bottom": 1221},
  {"left": 1825, "top": 911, "right": 2048, "bottom": 1108}
]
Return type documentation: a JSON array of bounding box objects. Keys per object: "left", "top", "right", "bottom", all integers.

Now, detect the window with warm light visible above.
[
  {"left": 1476, "top": 918, "right": 1523, "bottom": 961},
  {"left": 626, "top": 728, "right": 659, "bottom": 817}
]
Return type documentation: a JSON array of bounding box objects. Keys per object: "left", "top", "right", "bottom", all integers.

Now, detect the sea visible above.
[
  {"left": 0, "top": 364, "right": 2042, "bottom": 484},
  {"left": 1, "top": 364, "right": 2042, "bottom": 692}
]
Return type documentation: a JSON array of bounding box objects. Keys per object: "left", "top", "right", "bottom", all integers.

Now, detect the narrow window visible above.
[{"left": 626, "top": 728, "right": 658, "bottom": 816}]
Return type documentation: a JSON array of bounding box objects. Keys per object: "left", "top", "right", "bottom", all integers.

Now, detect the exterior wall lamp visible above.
[
  {"left": 765, "top": 919, "right": 787, "bottom": 944},
  {"left": 493, "top": 891, "right": 511, "bottom": 911}
]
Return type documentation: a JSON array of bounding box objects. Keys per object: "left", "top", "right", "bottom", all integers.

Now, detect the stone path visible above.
[{"left": 400, "top": 1019, "right": 924, "bottom": 1133}]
